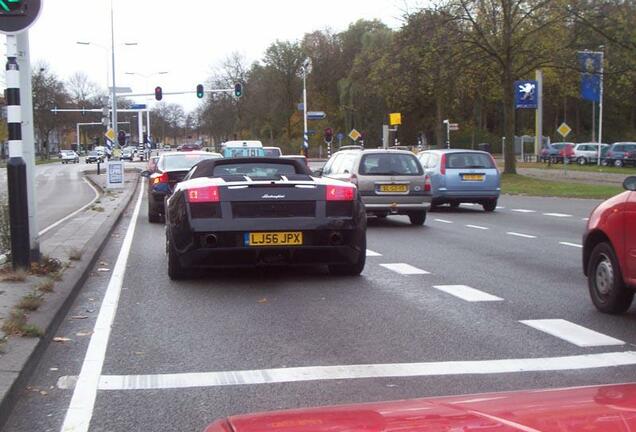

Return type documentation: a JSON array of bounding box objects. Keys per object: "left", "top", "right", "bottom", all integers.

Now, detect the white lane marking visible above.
[
  {"left": 559, "top": 242, "right": 583, "bottom": 249},
  {"left": 380, "top": 263, "right": 430, "bottom": 275},
  {"left": 520, "top": 319, "right": 625, "bottom": 347},
  {"left": 511, "top": 209, "right": 536, "bottom": 213},
  {"left": 39, "top": 177, "right": 100, "bottom": 236},
  {"left": 434, "top": 218, "right": 453, "bottom": 224},
  {"left": 433, "top": 285, "right": 503, "bottom": 302},
  {"left": 88, "top": 351, "right": 636, "bottom": 390},
  {"left": 462, "top": 203, "right": 477, "bottom": 206},
  {"left": 506, "top": 232, "right": 537, "bottom": 239},
  {"left": 543, "top": 212, "right": 572, "bottom": 218},
  {"left": 366, "top": 249, "right": 382, "bottom": 257},
  {"left": 465, "top": 224, "right": 489, "bottom": 230},
  {"left": 60, "top": 180, "right": 145, "bottom": 432},
  {"left": 582, "top": 217, "right": 590, "bottom": 221}
]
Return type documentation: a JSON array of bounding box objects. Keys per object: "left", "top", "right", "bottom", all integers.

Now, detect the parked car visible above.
[
  {"left": 605, "top": 142, "right": 636, "bottom": 167},
  {"left": 540, "top": 142, "right": 575, "bottom": 163},
  {"left": 320, "top": 149, "right": 431, "bottom": 225},
  {"left": 417, "top": 149, "right": 500, "bottom": 211},
  {"left": 583, "top": 175, "right": 636, "bottom": 313},
  {"left": 141, "top": 151, "right": 222, "bottom": 223},
  {"left": 573, "top": 143, "right": 610, "bottom": 165},
  {"left": 120, "top": 147, "right": 135, "bottom": 161},
  {"left": 85, "top": 150, "right": 104, "bottom": 164},
  {"left": 60, "top": 150, "right": 79, "bottom": 164},
  {"left": 263, "top": 146, "right": 282, "bottom": 157}
]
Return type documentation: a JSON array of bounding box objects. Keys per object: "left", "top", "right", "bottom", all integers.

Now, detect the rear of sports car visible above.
[{"left": 165, "top": 174, "right": 367, "bottom": 279}]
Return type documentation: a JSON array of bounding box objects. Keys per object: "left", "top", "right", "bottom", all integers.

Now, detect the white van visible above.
[{"left": 222, "top": 140, "right": 264, "bottom": 158}]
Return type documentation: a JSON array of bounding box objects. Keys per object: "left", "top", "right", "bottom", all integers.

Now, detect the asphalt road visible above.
[
  {"left": 4, "top": 188, "right": 636, "bottom": 432},
  {"left": 0, "top": 161, "right": 98, "bottom": 239}
]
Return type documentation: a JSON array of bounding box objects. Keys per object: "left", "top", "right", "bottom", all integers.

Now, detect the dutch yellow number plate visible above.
[
  {"left": 462, "top": 174, "right": 484, "bottom": 181},
  {"left": 379, "top": 184, "right": 408, "bottom": 193},
  {"left": 247, "top": 232, "right": 303, "bottom": 247}
]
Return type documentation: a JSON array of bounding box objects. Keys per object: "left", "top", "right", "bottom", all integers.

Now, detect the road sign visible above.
[
  {"left": 449, "top": 123, "right": 459, "bottom": 131},
  {"left": 336, "top": 132, "right": 345, "bottom": 141},
  {"left": 389, "top": 113, "right": 402, "bottom": 126},
  {"left": 557, "top": 122, "right": 572, "bottom": 138},
  {"left": 349, "top": 129, "right": 361, "bottom": 141},
  {"left": 130, "top": 104, "right": 147, "bottom": 110},
  {"left": 307, "top": 111, "right": 326, "bottom": 120},
  {"left": 104, "top": 128, "right": 116, "bottom": 142},
  {"left": 0, "top": 0, "right": 41, "bottom": 35},
  {"left": 514, "top": 80, "right": 538, "bottom": 109}
]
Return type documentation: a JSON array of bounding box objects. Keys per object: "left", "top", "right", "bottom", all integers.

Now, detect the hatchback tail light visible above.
[
  {"left": 326, "top": 185, "right": 355, "bottom": 201},
  {"left": 440, "top": 154, "right": 447, "bottom": 175},
  {"left": 151, "top": 172, "right": 169, "bottom": 185},
  {"left": 187, "top": 186, "right": 220, "bottom": 203},
  {"left": 424, "top": 175, "right": 431, "bottom": 192}
]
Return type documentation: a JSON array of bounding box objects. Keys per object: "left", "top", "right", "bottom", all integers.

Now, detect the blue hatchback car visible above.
[{"left": 417, "top": 149, "right": 501, "bottom": 211}]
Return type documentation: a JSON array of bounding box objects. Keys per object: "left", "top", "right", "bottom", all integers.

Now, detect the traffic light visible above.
[
  {"left": 117, "top": 130, "right": 126, "bottom": 146},
  {"left": 234, "top": 82, "right": 243, "bottom": 98},
  {"left": 154, "top": 86, "right": 163, "bottom": 101},
  {"left": 196, "top": 84, "right": 204, "bottom": 98},
  {"left": 324, "top": 127, "right": 333, "bottom": 143}
]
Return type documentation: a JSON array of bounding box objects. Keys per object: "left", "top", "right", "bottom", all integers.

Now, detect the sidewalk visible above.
[{"left": 0, "top": 169, "right": 140, "bottom": 428}]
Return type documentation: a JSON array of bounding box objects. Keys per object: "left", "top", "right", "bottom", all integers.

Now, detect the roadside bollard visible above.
[{"left": 97, "top": 160, "right": 101, "bottom": 175}]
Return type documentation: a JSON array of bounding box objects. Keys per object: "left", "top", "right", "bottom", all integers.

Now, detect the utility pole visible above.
[
  {"left": 300, "top": 58, "right": 312, "bottom": 157},
  {"left": 534, "top": 69, "right": 543, "bottom": 159},
  {"left": 110, "top": 0, "right": 118, "bottom": 145},
  {"left": 597, "top": 47, "right": 605, "bottom": 166},
  {"left": 443, "top": 119, "right": 450, "bottom": 149}
]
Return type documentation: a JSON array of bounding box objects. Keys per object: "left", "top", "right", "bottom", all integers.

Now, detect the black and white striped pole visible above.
[{"left": 6, "top": 35, "right": 29, "bottom": 268}]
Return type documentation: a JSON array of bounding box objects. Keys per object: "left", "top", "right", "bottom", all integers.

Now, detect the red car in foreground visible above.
[
  {"left": 204, "top": 383, "right": 636, "bottom": 432},
  {"left": 583, "top": 176, "right": 636, "bottom": 313}
]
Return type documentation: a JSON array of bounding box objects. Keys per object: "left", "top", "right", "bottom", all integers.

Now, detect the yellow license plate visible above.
[
  {"left": 379, "top": 184, "right": 408, "bottom": 193},
  {"left": 247, "top": 232, "right": 303, "bottom": 247},
  {"left": 462, "top": 174, "right": 484, "bottom": 181}
]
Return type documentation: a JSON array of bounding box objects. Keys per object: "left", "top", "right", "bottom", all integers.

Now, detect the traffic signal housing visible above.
[
  {"left": 234, "top": 82, "right": 243, "bottom": 98},
  {"left": 154, "top": 86, "right": 163, "bottom": 101},
  {"left": 324, "top": 127, "right": 333, "bottom": 143},
  {"left": 117, "top": 130, "right": 126, "bottom": 146},
  {"left": 196, "top": 84, "right": 204, "bottom": 99}
]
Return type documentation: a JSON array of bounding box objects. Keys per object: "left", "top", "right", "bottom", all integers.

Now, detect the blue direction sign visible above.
[
  {"left": 307, "top": 111, "right": 326, "bottom": 121},
  {"left": 130, "top": 104, "right": 147, "bottom": 110},
  {"left": 514, "top": 80, "right": 538, "bottom": 109},
  {"left": 336, "top": 132, "right": 345, "bottom": 141}
]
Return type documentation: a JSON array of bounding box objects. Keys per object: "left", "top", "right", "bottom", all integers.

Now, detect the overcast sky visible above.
[{"left": 4, "top": 0, "right": 415, "bottom": 112}]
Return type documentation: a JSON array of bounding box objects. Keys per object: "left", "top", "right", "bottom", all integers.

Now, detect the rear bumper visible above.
[
  {"left": 361, "top": 195, "right": 430, "bottom": 214},
  {"left": 434, "top": 190, "right": 500, "bottom": 202}
]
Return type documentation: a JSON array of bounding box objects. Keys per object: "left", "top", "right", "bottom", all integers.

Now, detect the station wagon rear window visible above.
[
  {"left": 359, "top": 154, "right": 422, "bottom": 176},
  {"left": 445, "top": 153, "right": 495, "bottom": 169},
  {"left": 161, "top": 154, "right": 219, "bottom": 170},
  {"left": 212, "top": 163, "right": 299, "bottom": 178}
]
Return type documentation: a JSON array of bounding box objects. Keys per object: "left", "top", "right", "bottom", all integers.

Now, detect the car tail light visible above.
[
  {"left": 326, "top": 185, "right": 355, "bottom": 201},
  {"left": 440, "top": 154, "right": 446, "bottom": 175},
  {"left": 151, "top": 172, "right": 169, "bottom": 185},
  {"left": 424, "top": 175, "right": 431, "bottom": 192},
  {"left": 187, "top": 186, "right": 220, "bottom": 203}
]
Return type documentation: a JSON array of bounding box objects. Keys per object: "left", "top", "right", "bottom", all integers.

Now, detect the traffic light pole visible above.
[{"left": 110, "top": 0, "right": 118, "bottom": 145}]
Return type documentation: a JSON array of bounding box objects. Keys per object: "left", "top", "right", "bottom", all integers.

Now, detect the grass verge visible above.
[
  {"left": 502, "top": 161, "right": 636, "bottom": 175},
  {"left": 17, "top": 292, "right": 43, "bottom": 311},
  {"left": 501, "top": 174, "right": 623, "bottom": 199},
  {"left": 1, "top": 309, "right": 42, "bottom": 337}
]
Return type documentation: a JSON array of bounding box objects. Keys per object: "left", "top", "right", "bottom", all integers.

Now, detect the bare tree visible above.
[{"left": 66, "top": 71, "right": 101, "bottom": 105}]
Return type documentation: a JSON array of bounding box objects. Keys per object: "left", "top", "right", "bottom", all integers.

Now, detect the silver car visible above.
[
  {"left": 321, "top": 149, "right": 431, "bottom": 225},
  {"left": 573, "top": 143, "right": 609, "bottom": 165},
  {"left": 417, "top": 149, "right": 500, "bottom": 212}
]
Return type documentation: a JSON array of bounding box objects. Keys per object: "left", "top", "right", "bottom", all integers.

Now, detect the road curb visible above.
[{"left": 0, "top": 173, "right": 141, "bottom": 429}]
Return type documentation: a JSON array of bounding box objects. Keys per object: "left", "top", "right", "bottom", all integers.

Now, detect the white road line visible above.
[
  {"left": 496, "top": 206, "right": 505, "bottom": 209},
  {"left": 38, "top": 177, "right": 100, "bottom": 236},
  {"left": 543, "top": 212, "right": 572, "bottom": 218},
  {"left": 465, "top": 224, "right": 489, "bottom": 230},
  {"left": 433, "top": 285, "right": 503, "bottom": 302},
  {"left": 366, "top": 249, "right": 382, "bottom": 257},
  {"left": 380, "top": 263, "right": 430, "bottom": 275},
  {"left": 60, "top": 180, "right": 145, "bottom": 432},
  {"left": 506, "top": 232, "right": 537, "bottom": 239},
  {"left": 434, "top": 218, "right": 453, "bottom": 224},
  {"left": 462, "top": 203, "right": 477, "bottom": 206},
  {"left": 520, "top": 319, "right": 625, "bottom": 347},
  {"left": 511, "top": 209, "right": 536, "bottom": 213},
  {"left": 559, "top": 242, "right": 583, "bottom": 249},
  {"left": 84, "top": 351, "right": 636, "bottom": 391},
  {"left": 582, "top": 217, "right": 590, "bottom": 221}
]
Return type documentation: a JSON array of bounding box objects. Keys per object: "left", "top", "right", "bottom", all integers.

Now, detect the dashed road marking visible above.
[
  {"left": 434, "top": 218, "right": 453, "bottom": 224},
  {"left": 366, "top": 249, "right": 382, "bottom": 257},
  {"left": 520, "top": 319, "right": 625, "bottom": 347},
  {"left": 543, "top": 212, "right": 572, "bottom": 218},
  {"left": 582, "top": 217, "right": 590, "bottom": 221},
  {"left": 559, "top": 242, "right": 583, "bottom": 249},
  {"left": 506, "top": 232, "right": 537, "bottom": 239},
  {"left": 380, "top": 263, "right": 430, "bottom": 275},
  {"left": 465, "top": 224, "right": 489, "bottom": 230},
  {"left": 511, "top": 209, "right": 536, "bottom": 213},
  {"left": 433, "top": 285, "right": 503, "bottom": 302}
]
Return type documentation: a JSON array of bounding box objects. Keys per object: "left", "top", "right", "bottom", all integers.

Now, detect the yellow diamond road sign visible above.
[
  {"left": 349, "top": 128, "right": 361, "bottom": 141},
  {"left": 104, "top": 128, "right": 116, "bottom": 142},
  {"left": 557, "top": 122, "right": 571, "bottom": 138}
]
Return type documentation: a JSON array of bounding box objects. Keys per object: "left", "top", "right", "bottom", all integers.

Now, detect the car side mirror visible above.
[
  {"left": 313, "top": 168, "right": 323, "bottom": 177},
  {"left": 140, "top": 170, "right": 151, "bottom": 178},
  {"left": 624, "top": 176, "right": 636, "bottom": 191}
]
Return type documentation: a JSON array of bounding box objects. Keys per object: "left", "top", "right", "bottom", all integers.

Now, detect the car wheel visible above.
[
  {"left": 587, "top": 242, "right": 634, "bottom": 314},
  {"left": 328, "top": 236, "right": 366, "bottom": 276},
  {"left": 167, "top": 236, "right": 187, "bottom": 280},
  {"left": 614, "top": 159, "right": 624, "bottom": 168},
  {"left": 449, "top": 201, "right": 460, "bottom": 209},
  {"left": 550, "top": 156, "right": 558, "bottom": 164},
  {"left": 577, "top": 157, "right": 587, "bottom": 165},
  {"left": 408, "top": 211, "right": 426, "bottom": 225},
  {"left": 482, "top": 200, "right": 497, "bottom": 212}
]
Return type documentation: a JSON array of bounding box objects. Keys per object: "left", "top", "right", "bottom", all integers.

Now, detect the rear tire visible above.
[
  {"left": 614, "top": 159, "right": 624, "bottom": 168},
  {"left": 587, "top": 242, "right": 634, "bottom": 314},
  {"left": 408, "top": 211, "right": 426, "bottom": 225},
  {"left": 167, "top": 236, "right": 187, "bottom": 280},
  {"left": 482, "top": 200, "right": 497, "bottom": 212},
  {"left": 148, "top": 201, "right": 162, "bottom": 223},
  {"left": 577, "top": 157, "right": 587, "bottom": 165},
  {"left": 328, "top": 236, "right": 366, "bottom": 276}
]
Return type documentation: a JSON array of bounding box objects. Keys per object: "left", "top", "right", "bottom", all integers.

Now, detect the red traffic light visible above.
[
  {"left": 154, "top": 86, "right": 163, "bottom": 101},
  {"left": 324, "top": 127, "right": 333, "bottom": 142}
]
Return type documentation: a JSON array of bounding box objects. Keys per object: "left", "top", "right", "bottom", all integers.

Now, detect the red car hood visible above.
[{"left": 204, "top": 383, "right": 636, "bottom": 432}]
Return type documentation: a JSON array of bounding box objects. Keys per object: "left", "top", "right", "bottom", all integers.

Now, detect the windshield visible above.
[
  {"left": 359, "top": 153, "right": 423, "bottom": 175},
  {"left": 161, "top": 154, "right": 220, "bottom": 171},
  {"left": 445, "top": 152, "right": 495, "bottom": 169}
]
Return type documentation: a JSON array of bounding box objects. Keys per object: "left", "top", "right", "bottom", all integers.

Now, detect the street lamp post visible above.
[{"left": 300, "top": 58, "right": 312, "bottom": 157}]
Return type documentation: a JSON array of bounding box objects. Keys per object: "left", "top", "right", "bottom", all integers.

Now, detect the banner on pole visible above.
[{"left": 577, "top": 51, "right": 602, "bottom": 103}]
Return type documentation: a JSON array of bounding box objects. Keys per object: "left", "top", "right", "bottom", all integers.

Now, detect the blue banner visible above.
[
  {"left": 514, "top": 80, "right": 538, "bottom": 109},
  {"left": 581, "top": 74, "right": 600, "bottom": 102},
  {"left": 578, "top": 51, "right": 602, "bottom": 102}
]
